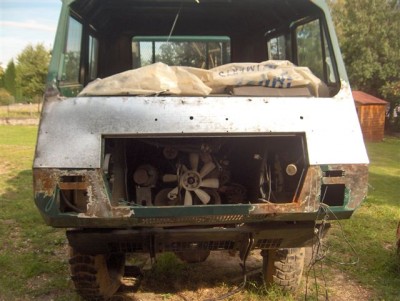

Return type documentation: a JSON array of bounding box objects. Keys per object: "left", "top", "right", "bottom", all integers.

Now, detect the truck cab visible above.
[{"left": 33, "top": 0, "right": 369, "bottom": 300}]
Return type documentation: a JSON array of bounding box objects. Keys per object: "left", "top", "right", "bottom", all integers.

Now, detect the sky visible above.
[{"left": 0, "top": 0, "right": 62, "bottom": 68}]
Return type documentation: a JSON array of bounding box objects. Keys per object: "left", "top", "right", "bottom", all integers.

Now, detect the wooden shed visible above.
[{"left": 353, "top": 91, "right": 389, "bottom": 142}]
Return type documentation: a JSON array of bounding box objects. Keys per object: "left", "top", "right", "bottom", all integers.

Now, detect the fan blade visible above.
[
  {"left": 201, "top": 178, "right": 219, "bottom": 188},
  {"left": 194, "top": 188, "right": 211, "bottom": 204},
  {"left": 163, "top": 174, "right": 178, "bottom": 182},
  {"left": 184, "top": 190, "right": 193, "bottom": 206},
  {"left": 199, "top": 162, "right": 216, "bottom": 178},
  {"left": 181, "top": 164, "right": 188, "bottom": 173},
  {"left": 189, "top": 153, "right": 199, "bottom": 171},
  {"left": 167, "top": 187, "right": 179, "bottom": 200}
]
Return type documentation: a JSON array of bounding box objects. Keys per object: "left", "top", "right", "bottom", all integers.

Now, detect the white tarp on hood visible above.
[{"left": 79, "top": 60, "right": 327, "bottom": 97}]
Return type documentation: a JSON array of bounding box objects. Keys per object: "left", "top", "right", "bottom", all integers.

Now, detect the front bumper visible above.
[{"left": 66, "top": 221, "right": 328, "bottom": 255}]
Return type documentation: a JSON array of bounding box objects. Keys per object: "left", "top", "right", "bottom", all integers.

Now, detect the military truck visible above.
[{"left": 33, "top": 0, "right": 369, "bottom": 300}]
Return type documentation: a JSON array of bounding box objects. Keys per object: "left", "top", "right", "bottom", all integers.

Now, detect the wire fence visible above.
[{"left": 0, "top": 103, "right": 42, "bottom": 121}]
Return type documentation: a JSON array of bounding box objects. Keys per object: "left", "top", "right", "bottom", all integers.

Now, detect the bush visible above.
[
  {"left": 385, "top": 104, "right": 400, "bottom": 133},
  {"left": 0, "top": 88, "right": 14, "bottom": 105}
]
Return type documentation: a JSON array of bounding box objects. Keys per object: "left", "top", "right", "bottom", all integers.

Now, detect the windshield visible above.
[{"left": 132, "top": 36, "right": 231, "bottom": 69}]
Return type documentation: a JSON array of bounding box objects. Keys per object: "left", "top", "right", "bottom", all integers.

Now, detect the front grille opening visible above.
[
  {"left": 103, "top": 135, "right": 308, "bottom": 207},
  {"left": 320, "top": 184, "right": 346, "bottom": 207},
  {"left": 139, "top": 215, "right": 247, "bottom": 225},
  {"left": 254, "top": 238, "right": 283, "bottom": 249}
]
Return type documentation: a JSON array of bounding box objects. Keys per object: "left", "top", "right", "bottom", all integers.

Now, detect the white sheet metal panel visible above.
[{"left": 34, "top": 88, "right": 368, "bottom": 168}]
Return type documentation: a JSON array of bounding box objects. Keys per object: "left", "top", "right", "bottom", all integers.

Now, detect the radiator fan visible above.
[{"left": 163, "top": 152, "right": 219, "bottom": 205}]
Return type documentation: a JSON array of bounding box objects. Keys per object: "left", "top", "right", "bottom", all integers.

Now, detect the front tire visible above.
[
  {"left": 69, "top": 247, "right": 125, "bottom": 301},
  {"left": 261, "top": 247, "right": 305, "bottom": 292}
]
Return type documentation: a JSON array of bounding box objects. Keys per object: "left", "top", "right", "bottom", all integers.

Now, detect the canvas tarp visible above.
[{"left": 78, "top": 60, "right": 328, "bottom": 97}]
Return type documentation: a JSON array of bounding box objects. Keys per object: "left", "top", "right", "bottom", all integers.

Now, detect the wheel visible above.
[
  {"left": 175, "top": 250, "right": 210, "bottom": 263},
  {"left": 69, "top": 247, "right": 125, "bottom": 301},
  {"left": 261, "top": 247, "right": 305, "bottom": 292}
]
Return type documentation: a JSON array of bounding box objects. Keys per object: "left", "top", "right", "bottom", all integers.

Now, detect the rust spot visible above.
[
  {"left": 250, "top": 166, "right": 322, "bottom": 215},
  {"left": 59, "top": 182, "right": 88, "bottom": 190},
  {"left": 33, "top": 169, "right": 57, "bottom": 196},
  {"left": 34, "top": 168, "right": 116, "bottom": 217},
  {"left": 323, "top": 164, "right": 368, "bottom": 209}
]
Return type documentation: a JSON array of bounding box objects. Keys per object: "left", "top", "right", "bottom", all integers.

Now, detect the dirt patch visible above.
[
  {"left": 114, "top": 251, "right": 264, "bottom": 301},
  {"left": 100, "top": 251, "right": 375, "bottom": 301},
  {"left": 325, "top": 268, "right": 374, "bottom": 301},
  {"left": 303, "top": 264, "right": 374, "bottom": 301},
  {"left": 0, "top": 161, "right": 16, "bottom": 175}
]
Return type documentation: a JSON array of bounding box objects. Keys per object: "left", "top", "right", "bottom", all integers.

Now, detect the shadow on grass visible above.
[
  {"left": 107, "top": 251, "right": 288, "bottom": 301},
  {"left": 0, "top": 169, "right": 76, "bottom": 301}
]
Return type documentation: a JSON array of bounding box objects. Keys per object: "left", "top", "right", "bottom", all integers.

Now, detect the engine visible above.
[{"left": 103, "top": 135, "right": 307, "bottom": 206}]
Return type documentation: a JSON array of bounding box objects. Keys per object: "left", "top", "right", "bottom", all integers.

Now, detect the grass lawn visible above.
[
  {"left": 0, "top": 125, "right": 399, "bottom": 300},
  {"left": 0, "top": 126, "right": 75, "bottom": 301},
  {"left": 325, "top": 136, "right": 400, "bottom": 300}
]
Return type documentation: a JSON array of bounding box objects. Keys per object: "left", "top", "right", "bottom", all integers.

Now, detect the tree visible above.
[
  {"left": 156, "top": 42, "right": 208, "bottom": 68},
  {"left": 0, "top": 65, "right": 4, "bottom": 88},
  {"left": 0, "top": 88, "right": 13, "bottom": 106},
  {"left": 155, "top": 41, "right": 227, "bottom": 69},
  {"left": 381, "top": 80, "right": 400, "bottom": 130},
  {"left": 3, "top": 60, "right": 17, "bottom": 97},
  {"left": 330, "top": 0, "right": 400, "bottom": 130},
  {"left": 330, "top": 0, "right": 400, "bottom": 96},
  {"left": 16, "top": 44, "right": 50, "bottom": 102}
]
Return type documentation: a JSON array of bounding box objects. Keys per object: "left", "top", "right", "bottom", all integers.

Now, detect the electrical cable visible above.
[
  {"left": 202, "top": 238, "right": 253, "bottom": 301},
  {"left": 304, "top": 202, "right": 361, "bottom": 300},
  {"left": 320, "top": 203, "right": 360, "bottom": 266},
  {"left": 304, "top": 205, "right": 330, "bottom": 300},
  {"left": 60, "top": 189, "right": 85, "bottom": 213}
]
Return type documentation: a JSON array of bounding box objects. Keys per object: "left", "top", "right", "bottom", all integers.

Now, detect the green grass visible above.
[
  {"left": 325, "top": 137, "right": 400, "bottom": 300},
  {"left": 0, "top": 125, "right": 399, "bottom": 300},
  {"left": 0, "top": 125, "right": 76, "bottom": 301}
]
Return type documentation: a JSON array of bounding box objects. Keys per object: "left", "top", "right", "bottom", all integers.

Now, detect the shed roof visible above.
[{"left": 352, "top": 91, "right": 388, "bottom": 105}]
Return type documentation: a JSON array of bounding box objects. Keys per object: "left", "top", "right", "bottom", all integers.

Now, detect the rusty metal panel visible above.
[
  {"left": 321, "top": 164, "right": 368, "bottom": 209},
  {"left": 250, "top": 166, "right": 321, "bottom": 215},
  {"left": 33, "top": 168, "right": 133, "bottom": 219}
]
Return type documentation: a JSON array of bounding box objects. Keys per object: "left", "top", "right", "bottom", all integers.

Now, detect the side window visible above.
[
  {"left": 268, "top": 35, "right": 286, "bottom": 60},
  {"left": 88, "top": 35, "right": 99, "bottom": 80},
  {"left": 296, "top": 18, "right": 338, "bottom": 85},
  {"left": 322, "top": 28, "right": 336, "bottom": 84},
  {"left": 296, "top": 19, "right": 324, "bottom": 80},
  {"left": 61, "top": 17, "right": 82, "bottom": 83}
]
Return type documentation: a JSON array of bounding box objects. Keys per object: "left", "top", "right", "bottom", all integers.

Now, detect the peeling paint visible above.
[
  {"left": 33, "top": 161, "right": 368, "bottom": 225},
  {"left": 321, "top": 164, "right": 368, "bottom": 209},
  {"left": 111, "top": 206, "right": 134, "bottom": 217},
  {"left": 34, "top": 168, "right": 135, "bottom": 219}
]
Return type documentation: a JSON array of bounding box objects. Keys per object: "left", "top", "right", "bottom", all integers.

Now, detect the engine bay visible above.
[{"left": 103, "top": 135, "right": 308, "bottom": 206}]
